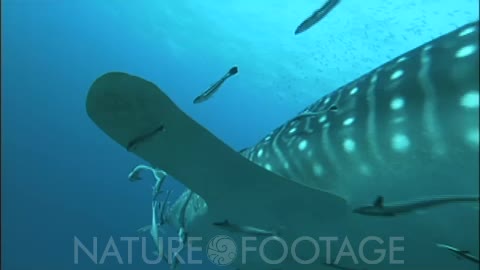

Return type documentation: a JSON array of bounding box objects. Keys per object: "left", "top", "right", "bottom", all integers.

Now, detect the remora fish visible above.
[
  {"left": 213, "top": 219, "right": 279, "bottom": 237},
  {"left": 127, "top": 164, "right": 153, "bottom": 181},
  {"left": 126, "top": 125, "right": 164, "bottom": 151},
  {"left": 137, "top": 223, "right": 163, "bottom": 233},
  {"left": 159, "top": 190, "right": 173, "bottom": 225},
  {"left": 295, "top": 0, "right": 340, "bottom": 35},
  {"left": 436, "top": 243, "right": 480, "bottom": 264},
  {"left": 150, "top": 200, "right": 161, "bottom": 252},
  {"left": 193, "top": 66, "right": 238, "bottom": 104},
  {"left": 86, "top": 21, "right": 479, "bottom": 270},
  {"left": 177, "top": 190, "right": 193, "bottom": 244},
  {"left": 128, "top": 165, "right": 168, "bottom": 199},
  {"left": 152, "top": 169, "right": 167, "bottom": 200},
  {"left": 137, "top": 190, "right": 172, "bottom": 233},
  {"left": 353, "top": 195, "right": 479, "bottom": 217}
]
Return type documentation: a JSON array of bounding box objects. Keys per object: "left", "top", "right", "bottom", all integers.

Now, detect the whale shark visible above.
[{"left": 86, "top": 20, "right": 479, "bottom": 269}]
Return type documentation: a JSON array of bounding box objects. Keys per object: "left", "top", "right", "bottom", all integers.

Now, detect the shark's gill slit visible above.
[{"left": 328, "top": 105, "right": 338, "bottom": 112}]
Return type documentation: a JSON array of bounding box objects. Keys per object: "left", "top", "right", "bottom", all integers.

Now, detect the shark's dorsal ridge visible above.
[{"left": 86, "top": 72, "right": 348, "bottom": 232}]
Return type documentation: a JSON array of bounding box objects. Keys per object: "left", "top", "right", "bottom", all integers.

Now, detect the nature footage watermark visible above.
[
  {"left": 206, "top": 235, "right": 238, "bottom": 266},
  {"left": 73, "top": 235, "right": 405, "bottom": 266}
]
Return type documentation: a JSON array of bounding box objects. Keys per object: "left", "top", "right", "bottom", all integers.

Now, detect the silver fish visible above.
[
  {"left": 193, "top": 66, "right": 238, "bottom": 104},
  {"left": 295, "top": 0, "right": 340, "bottom": 35}
]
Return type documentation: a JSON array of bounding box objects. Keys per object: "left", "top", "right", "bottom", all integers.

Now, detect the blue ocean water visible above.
[{"left": 1, "top": 1, "right": 479, "bottom": 269}]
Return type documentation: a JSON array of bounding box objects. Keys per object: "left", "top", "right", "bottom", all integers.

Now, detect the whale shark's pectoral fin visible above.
[
  {"left": 373, "top": 196, "right": 384, "bottom": 208},
  {"left": 86, "top": 72, "right": 348, "bottom": 232}
]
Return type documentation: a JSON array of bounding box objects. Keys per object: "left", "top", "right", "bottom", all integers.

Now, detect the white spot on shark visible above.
[
  {"left": 396, "top": 56, "right": 407, "bottom": 63},
  {"left": 459, "top": 26, "right": 476, "bottom": 37},
  {"left": 359, "top": 164, "right": 371, "bottom": 176},
  {"left": 460, "top": 91, "right": 479, "bottom": 109},
  {"left": 390, "top": 70, "right": 404, "bottom": 80},
  {"left": 283, "top": 162, "right": 290, "bottom": 169},
  {"left": 288, "top": 127, "right": 297, "bottom": 134},
  {"left": 264, "top": 135, "right": 271, "bottom": 141},
  {"left": 343, "top": 117, "right": 355, "bottom": 126},
  {"left": 343, "top": 139, "right": 356, "bottom": 153},
  {"left": 370, "top": 73, "right": 378, "bottom": 83},
  {"left": 313, "top": 163, "right": 324, "bottom": 176},
  {"left": 423, "top": 44, "right": 433, "bottom": 51},
  {"left": 392, "top": 117, "right": 406, "bottom": 124},
  {"left": 455, "top": 44, "right": 477, "bottom": 58},
  {"left": 466, "top": 129, "right": 479, "bottom": 147},
  {"left": 324, "top": 96, "right": 331, "bottom": 104},
  {"left": 390, "top": 97, "right": 405, "bottom": 110},
  {"left": 298, "top": 140, "right": 308, "bottom": 151},
  {"left": 392, "top": 134, "right": 410, "bottom": 152},
  {"left": 349, "top": 87, "right": 358, "bottom": 95},
  {"left": 319, "top": 115, "right": 327, "bottom": 123},
  {"left": 265, "top": 163, "right": 273, "bottom": 171},
  {"left": 257, "top": 149, "right": 264, "bottom": 158}
]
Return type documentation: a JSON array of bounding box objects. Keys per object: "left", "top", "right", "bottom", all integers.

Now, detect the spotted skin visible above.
[{"left": 241, "top": 21, "right": 479, "bottom": 198}]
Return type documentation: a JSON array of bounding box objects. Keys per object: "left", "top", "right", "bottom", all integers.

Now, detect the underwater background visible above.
[{"left": 2, "top": 0, "right": 479, "bottom": 269}]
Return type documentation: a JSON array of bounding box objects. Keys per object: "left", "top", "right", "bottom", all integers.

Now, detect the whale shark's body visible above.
[
  {"left": 86, "top": 21, "right": 479, "bottom": 269},
  {"left": 238, "top": 21, "right": 479, "bottom": 201}
]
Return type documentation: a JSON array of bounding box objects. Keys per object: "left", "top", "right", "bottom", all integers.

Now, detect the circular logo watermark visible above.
[{"left": 206, "top": 235, "right": 237, "bottom": 266}]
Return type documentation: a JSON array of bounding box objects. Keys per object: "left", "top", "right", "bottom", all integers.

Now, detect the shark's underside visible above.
[{"left": 86, "top": 20, "right": 479, "bottom": 269}]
